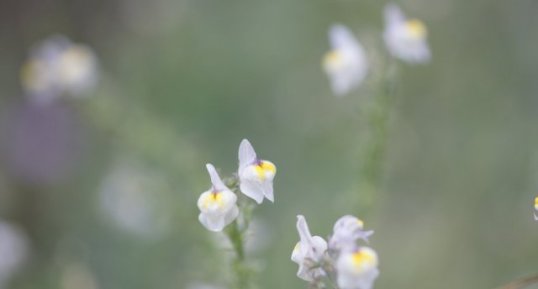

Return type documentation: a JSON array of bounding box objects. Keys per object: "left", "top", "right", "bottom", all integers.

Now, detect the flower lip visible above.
[{"left": 404, "top": 19, "right": 427, "bottom": 39}]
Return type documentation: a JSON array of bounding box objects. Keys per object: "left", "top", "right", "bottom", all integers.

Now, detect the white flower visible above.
[
  {"left": 0, "top": 222, "right": 29, "bottom": 287},
  {"left": 329, "top": 215, "right": 373, "bottom": 251},
  {"left": 21, "top": 35, "right": 98, "bottom": 104},
  {"left": 197, "top": 164, "right": 239, "bottom": 232},
  {"left": 99, "top": 158, "right": 172, "bottom": 240},
  {"left": 383, "top": 3, "right": 431, "bottom": 64},
  {"left": 237, "top": 139, "right": 276, "bottom": 204},
  {"left": 323, "top": 24, "right": 368, "bottom": 97},
  {"left": 336, "top": 247, "right": 379, "bottom": 289},
  {"left": 534, "top": 197, "right": 538, "bottom": 221},
  {"left": 291, "top": 215, "right": 328, "bottom": 282}
]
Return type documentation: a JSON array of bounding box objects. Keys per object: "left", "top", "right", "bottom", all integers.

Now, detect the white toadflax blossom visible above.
[
  {"left": 0, "top": 222, "right": 29, "bottom": 288},
  {"left": 21, "top": 35, "right": 98, "bottom": 104},
  {"left": 198, "top": 164, "right": 239, "bottom": 232},
  {"left": 323, "top": 24, "right": 369, "bottom": 97},
  {"left": 336, "top": 247, "right": 379, "bottom": 289},
  {"left": 237, "top": 139, "right": 276, "bottom": 204},
  {"left": 99, "top": 159, "right": 172, "bottom": 239},
  {"left": 383, "top": 3, "right": 431, "bottom": 64},
  {"left": 291, "top": 215, "right": 328, "bottom": 282},
  {"left": 329, "top": 215, "right": 374, "bottom": 251}
]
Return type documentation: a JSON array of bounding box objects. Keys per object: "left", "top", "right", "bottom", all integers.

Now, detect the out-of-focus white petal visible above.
[
  {"left": 336, "top": 247, "right": 379, "bottom": 289},
  {"left": 21, "top": 35, "right": 99, "bottom": 103},
  {"left": 324, "top": 24, "right": 368, "bottom": 96},
  {"left": 291, "top": 215, "right": 328, "bottom": 282},
  {"left": 329, "top": 215, "right": 373, "bottom": 251},
  {"left": 197, "top": 166, "right": 238, "bottom": 232},
  {"left": 383, "top": 3, "right": 431, "bottom": 64},
  {"left": 237, "top": 140, "right": 276, "bottom": 204},
  {"left": 238, "top": 139, "right": 257, "bottom": 169},
  {"left": 198, "top": 213, "right": 226, "bottom": 232},
  {"left": 99, "top": 159, "right": 172, "bottom": 239},
  {"left": 240, "top": 179, "right": 265, "bottom": 204},
  {"left": 0, "top": 222, "right": 29, "bottom": 287},
  {"left": 329, "top": 25, "right": 361, "bottom": 52},
  {"left": 534, "top": 197, "right": 538, "bottom": 221},
  {"left": 206, "top": 163, "right": 227, "bottom": 192},
  {"left": 384, "top": 3, "right": 405, "bottom": 26}
]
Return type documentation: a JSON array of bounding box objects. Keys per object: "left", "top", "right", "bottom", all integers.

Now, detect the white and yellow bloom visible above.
[
  {"left": 99, "top": 158, "right": 172, "bottom": 239},
  {"left": 238, "top": 139, "right": 276, "bottom": 204},
  {"left": 329, "top": 215, "right": 374, "bottom": 251},
  {"left": 534, "top": 197, "right": 538, "bottom": 221},
  {"left": 323, "top": 24, "right": 368, "bottom": 97},
  {"left": 336, "top": 247, "right": 379, "bottom": 289},
  {"left": 383, "top": 3, "right": 431, "bottom": 64},
  {"left": 21, "top": 35, "right": 98, "bottom": 104},
  {"left": 291, "top": 215, "right": 328, "bottom": 282},
  {"left": 198, "top": 164, "right": 239, "bottom": 232}
]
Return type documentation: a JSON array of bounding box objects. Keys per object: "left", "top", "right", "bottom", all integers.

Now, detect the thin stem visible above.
[
  {"left": 224, "top": 183, "right": 256, "bottom": 289},
  {"left": 496, "top": 273, "right": 538, "bottom": 289},
  {"left": 358, "top": 59, "right": 398, "bottom": 200}
]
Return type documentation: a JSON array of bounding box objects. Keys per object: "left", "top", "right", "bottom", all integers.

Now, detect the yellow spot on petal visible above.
[
  {"left": 323, "top": 50, "right": 344, "bottom": 71},
  {"left": 293, "top": 242, "right": 300, "bottom": 252},
  {"left": 351, "top": 249, "right": 377, "bottom": 269},
  {"left": 20, "top": 59, "right": 47, "bottom": 92},
  {"left": 405, "top": 19, "right": 427, "bottom": 39},
  {"left": 254, "top": 161, "right": 276, "bottom": 180},
  {"left": 357, "top": 219, "right": 364, "bottom": 229},
  {"left": 201, "top": 192, "right": 225, "bottom": 209},
  {"left": 534, "top": 197, "right": 538, "bottom": 209}
]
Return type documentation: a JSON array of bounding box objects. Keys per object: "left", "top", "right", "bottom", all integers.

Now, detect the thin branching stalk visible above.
[
  {"left": 224, "top": 182, "right": 256, "bottom": 289},
  {"left": 358, "top": 59, "right": 399, "bottom": 201}
]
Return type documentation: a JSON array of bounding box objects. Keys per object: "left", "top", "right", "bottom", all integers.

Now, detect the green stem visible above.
[
  {"left": 224, "top": 185, "right": 255, "bottom": 289},
  {"left": 358, "top": 60, "right": 398, "bottom": 204}
]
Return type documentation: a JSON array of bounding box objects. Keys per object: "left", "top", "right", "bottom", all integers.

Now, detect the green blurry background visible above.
[{"left": 1, "top": 0, "right": 538, "bottom": 288}]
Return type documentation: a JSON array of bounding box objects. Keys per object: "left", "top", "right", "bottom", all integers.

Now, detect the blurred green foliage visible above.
[{"left": 1, "top": 0, "right": 538, "bottom": 288}]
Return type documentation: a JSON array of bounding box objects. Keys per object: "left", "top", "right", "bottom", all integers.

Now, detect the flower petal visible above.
[
  {"left": 206, "top": 163, "right": 227, "bottom": 191},
  {"left": 239, "top": 178, "right": 265, "bottom": 204},
  {"left": 296, "top": 215, "right": 313, "bottom": 245},
  {"left": 329, "top": 24, "right": 360, "bottom": 52},
  {"left": 384, "top": 3, "right": 405, "bottom": 26},
  {"left": 238, "top": 139, "right": 257, "bottom": 169}
]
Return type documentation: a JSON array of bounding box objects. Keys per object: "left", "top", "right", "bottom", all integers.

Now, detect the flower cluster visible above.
[
  {"left": 197, "top": 139, "right": 276, "bottom": 232},
  {"left": 20, "top": 35, "right": 99, "bottom": 104},
  {"left": 291, "top": 215, "right": 379, "bottom": 289},
  {"left": 323, "top": 3, "right": 431, "bottom": 96}
]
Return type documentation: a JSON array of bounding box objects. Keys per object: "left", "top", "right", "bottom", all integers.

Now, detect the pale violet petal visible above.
[
  {"left": 239, "top": 179, "right": 265, "bottom": 204},
  {"left": 296, "top": 215, "right": 313, "bottom": 245},
  {"left": 291, "top": 242, "right": 303, "bottom": 263},
  {"left": 224, "top": 206, "right": 239, "bottom": 226},
  {"left": 262, "top": 180, "right": 274, "bottom": 202},
  {"left": 198, "top": 213, "right": 225, "bottom": 232},
  {"left": 238, "top": 139, "right": 257, "bottom": 169},
  {"left": 384, "top": 3, "right": 405, "bottom": 25},
  {"left": 206, "top": 163, "right": 227, "bottom": 191},
  {"left": 330, "top": 24, "right": 359, "bottom": 51},
  {"left": 311, "top": 236, "right": 328, "bottom": 254}
]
